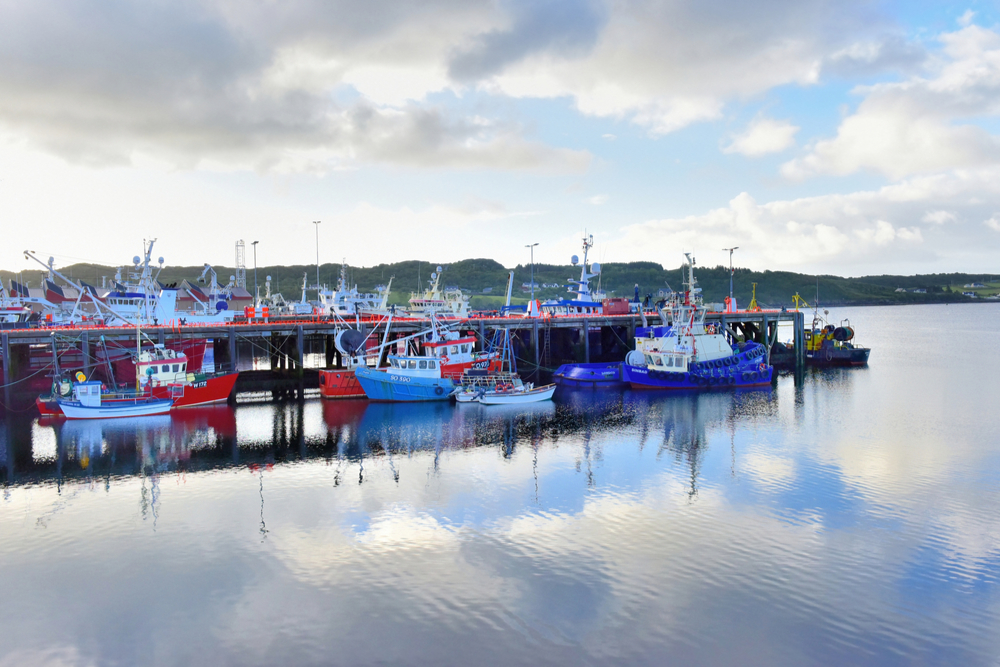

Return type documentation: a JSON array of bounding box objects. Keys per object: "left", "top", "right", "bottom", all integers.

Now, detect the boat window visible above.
[
  {"left": 391, "top": 359, "right": 399, "bottom": 368},
  {"left": 172, "top": 364, "right": 179, "bottom": 373},
  {"left": 646, "top": 355, "right": 654, "bottom": 365},
  {"left": 419, "top": 360, "right": 427, "bottom": 369},
  {"left": 451, "top": 345, "right": 458, "bottom": 354},
  {"left": 429, "top": 361, "right": 436, "bottom": 369},
  {"left": 408, "top": 360, "right": 417, "bottom": 369},
  {"left": 654, "top": 357, "right": 663, "bottom": 366},
  {"left": 665, "top": 357, "right": 674, "bottom": 367},
  {"left": 462, "top": 344, "right": 469, "bottom": 353},
  {"left": 162, "top": 365, "right": 170, "bottom": 373}
]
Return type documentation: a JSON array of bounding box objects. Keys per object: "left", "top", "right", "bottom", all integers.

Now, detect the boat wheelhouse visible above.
[
  {"left": 540, "top": 234, "right": 606, "bottom": 316},
  {"left": 408, "top": 265, "right": 469, "bottom": 318}
]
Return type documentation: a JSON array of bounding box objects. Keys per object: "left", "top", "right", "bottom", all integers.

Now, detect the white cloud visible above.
[
  {"left": 724, "top": 117, "right": 799, "bottom": 156},
  {"left": 959, "top": 10, "right": 976, "bottom": 27},
  {"left": 604, "top": 167, "right": 1000, "bottom": 274},
  {"left": 784, "top": 25, "right": 1000, "bottom": 181},
  {"left": 922, "top": 210, "right": 957, "bottom": 224},
  {"left": 587, "top": 194, "right": 609, "bottom": 205}
]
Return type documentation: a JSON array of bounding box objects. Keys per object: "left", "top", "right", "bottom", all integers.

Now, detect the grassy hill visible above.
[{"left": 2, "top": 258, "right": 997, "bottom": 308}]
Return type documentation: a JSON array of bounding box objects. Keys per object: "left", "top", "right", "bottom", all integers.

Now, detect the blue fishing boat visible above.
[
  {"left": 622, "top": 254, "right": 773, "bottom": 390},
  {"left": 355, "top": 360, "right": 456, "bottom": 402}
]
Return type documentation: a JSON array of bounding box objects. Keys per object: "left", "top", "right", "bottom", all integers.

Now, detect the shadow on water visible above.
[{"left": 0, "top": 385, "right": 778, "bottom": 491}]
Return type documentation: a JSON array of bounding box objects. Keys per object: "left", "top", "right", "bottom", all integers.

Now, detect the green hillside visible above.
[{"left": 2, "top": 258, "right": 997, "bottom": 308}]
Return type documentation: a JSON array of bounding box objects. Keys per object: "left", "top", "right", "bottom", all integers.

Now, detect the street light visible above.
[
  {"left": 313, "top": 220, "right": 321, "bottom": 293},
  {"left": 525, "top": 243, "right": 539, "bottom": 302},
  {"left": 723, "top": 246, "right": 738, "bottom": 309},
  {"left": 251, "top": 241, "right": 259, "bottom": 307}
]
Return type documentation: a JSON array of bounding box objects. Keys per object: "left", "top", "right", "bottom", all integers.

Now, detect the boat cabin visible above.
[
  {"left": 643, "top": 350, "right": 690, "bottom": 372},
  {"left": 386, "top": 355, "right": 443, "bottom": 379},
  {"left": 136, "top": 345, "right": 190, "bottom": 386},
  {"left": 72, "top": 381, "right": 104, "bottom": 406},
  {"left": 423, "top": 334, "right": 476, "bottom": 365}
]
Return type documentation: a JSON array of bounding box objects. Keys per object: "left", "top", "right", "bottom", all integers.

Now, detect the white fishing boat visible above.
[
  {"left": 408, "top": 265, "right": 469, "bottom": 318},
  {"left": 56, "top": 378, "right": 173, "bottom": 419},
  {"left": 318, "top": 262, "right": 387, "bottom": 317},
  {"left": 477, "top": 383, "right": 556, "bottom": 405}
]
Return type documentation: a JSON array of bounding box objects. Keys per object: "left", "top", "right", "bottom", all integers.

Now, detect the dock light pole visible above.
[
  {"left": 723, "top": 246, "right": 738, "bottom": 306},
  {"left": 313, "top": 220, "right": 321, "bottom": 291},
  {"left": 526, "top": 243, "right": 538, "bottom": 302},
  {"left": 251, "top": 241, "right": 259, "bottom": 307}
]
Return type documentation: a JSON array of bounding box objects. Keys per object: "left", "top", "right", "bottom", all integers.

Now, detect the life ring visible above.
[
  {"left": 759, "top": 363, "right": 766, "bottom": 372},
  {"left": 441, "top": 355, "right": 449, "bottom": 364},
  {"left": 434, "top": 386, "right": 445, "bottom": 396}
]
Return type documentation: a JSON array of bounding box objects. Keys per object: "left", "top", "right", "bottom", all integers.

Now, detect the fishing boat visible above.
[
  {"left": 354, "top": 357, "right": 456, "bottom": 402},
  {"left": 539, "top": 234, "right": 606, "bottom": 316},
  {"left": 37, "top": 337, "right": 237, "bottom": 417},
  {"left": 56, "top": 376, "right": 173, "bottom": 419},
  {"left": 622, "top": 254, "right": 773, "bottom": 390},
  {"left": 803, "top": 314, "right": 870, "bottom": 366},
  {"left": 318, "top": 261, "right": 389, "bottom": 317},
  {"left": 408, "top": 265, "right": 469, "bottom": 318}
]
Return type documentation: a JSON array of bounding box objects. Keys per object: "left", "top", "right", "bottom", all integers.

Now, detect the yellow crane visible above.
[
  {"left": 746, "top": 283, "right": 762, "bottom": 312},
  {"left": 791, "top": 293, "right": 810, "bottom": 311}
]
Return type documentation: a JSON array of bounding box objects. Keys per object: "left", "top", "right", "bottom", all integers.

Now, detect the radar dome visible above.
[
  {"left": 158, "top": 257, "right": 164, "bottom": 265},
  {"left": 229, "top": 275, "right": 236, "bottom": 282},
  {"left": 591, "top": 262, "right": 601, "bottom": 274},
  {"left": 430, "top": 273, "right": 437, "bottom": 280},
  {"left": 133, "top": 256, "right": 141, "bottom": 265},
  {"left": 437, "top": 266, "right": 443, "bottom": 273},
  {"left": 571, "top": 255, "right": 579, "bottom": 266},
  {"left": 266, "top": 275, "right": 272, "bottom": 281}
]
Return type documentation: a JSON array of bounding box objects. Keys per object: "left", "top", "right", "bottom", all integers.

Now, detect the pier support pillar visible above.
[
  {"left": 2, "top": 332, "right": 10, "bottom": 407},
  {"left": 794, "top": 312, "right": 806, "bottom": 370},
  {"left": 582, "top": 319, "right": 590, "bottom": 363},
  {"left": 478, "top": 319, "right": 486, "bottom": 350},
  {"left": 532, "top": 320, "right": 539, "bottom": 367},
  {"left": 157, "top": 329, "right": 165, "bottom": 345},
  {"left": 227, "top": 327, "right": 237, "bottom": 373},
  {"left": 325, "top": 335, "right": 335, "bottom": 369},
  {"left": 295, "top": 326, "right": 304, "bottom": 372},
  {"left": 81, "top": 331, "right": 92, "bottom": 378}
]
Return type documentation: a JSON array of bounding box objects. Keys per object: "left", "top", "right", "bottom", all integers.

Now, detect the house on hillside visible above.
[
  {"left": 964, "top": 282, "right": 986, "bottom": 288},
  {"left": 911, "top": 288, "right": 926, "bottom": 294},
  {"left": 962, "top": 291, "right": 978, "bottom": 297},
  {"left": 895, "top": 287, "right": 907, "bottom": 292}
]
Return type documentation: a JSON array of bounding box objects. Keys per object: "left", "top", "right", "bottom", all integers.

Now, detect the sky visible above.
[{"left": 2, "top": 0, "right": 1000, "bottom": 277}]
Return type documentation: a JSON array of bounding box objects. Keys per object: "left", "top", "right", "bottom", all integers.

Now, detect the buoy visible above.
[{"left": 75, "top": 371, "right": 87, "bottom": 382}]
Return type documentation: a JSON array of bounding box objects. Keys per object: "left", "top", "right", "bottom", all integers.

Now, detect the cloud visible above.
[
  {"left": 723, "top": 117, "right": 799, "bottom": 156},
  {"left": 922, "top": 210, "right": 957, "bottom": 224},
  {"left": 586, "top": 194, "right": 608, "bottom": 205},
  {"left": 603, "top": 167, "right": 1000, "bottom": 274},
  {"left": 783, "top": 25, "right": 1000, "bottom": 180},
  {"left": 0, "top": 0, "right": 920, "bottom": 170}
]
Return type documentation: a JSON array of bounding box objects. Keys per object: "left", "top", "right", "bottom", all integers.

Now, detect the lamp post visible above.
[
  {"left": 723, "top": 246, "right": 738, "bottom": 309},
  {"left": 525, "top": 243, "right": 538, "bottom": 302},
  {"left": 313, "top": 220, "right": 321, "bottom": 292},
  {"left": 251, "top": 241, "right": 259, "bottom": 307}
]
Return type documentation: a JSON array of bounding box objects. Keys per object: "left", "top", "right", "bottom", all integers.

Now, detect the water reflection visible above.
[{"left": 1, "top": 388, "right": 778, "bottom": 492}]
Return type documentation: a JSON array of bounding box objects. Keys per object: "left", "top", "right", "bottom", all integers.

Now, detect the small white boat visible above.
[
  {"left": 477, "top": 383, "right": 556, "bottom": 405},
  {"left": 57, "top": 380, "right": 173, "bottom": 419}
]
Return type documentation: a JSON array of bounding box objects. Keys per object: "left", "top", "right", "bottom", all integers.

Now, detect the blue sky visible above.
[{"left": 2, "top": 0, "right": 1000, "bottom": 276}]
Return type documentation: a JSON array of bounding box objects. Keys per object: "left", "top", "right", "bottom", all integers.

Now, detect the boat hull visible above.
[
  {"left": 624, "top": 343, "right": 774, "bottom": 390},
  {"left": 552, "top": 362, "right": 628, "bottom": 388},
  {"left": 318, "top": 369, "right": 367, "bottom": 399},
  {"left": 57, "top": 398, "right": 173, "bottom": 419},
  {"left": 354, "top": 365, "right": 455, "bottom": 402},
  {"left": 807, "top": 346, "right": 871, "bottom": 366}
]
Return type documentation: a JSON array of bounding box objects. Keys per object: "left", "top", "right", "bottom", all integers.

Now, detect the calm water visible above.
[{"left": 1, "top": 304, "right": 999, "bottom": 666}]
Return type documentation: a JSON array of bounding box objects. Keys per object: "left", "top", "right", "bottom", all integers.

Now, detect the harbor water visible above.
[{"left": 1, "top": 303, "right": 998, "bottom": 666}]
